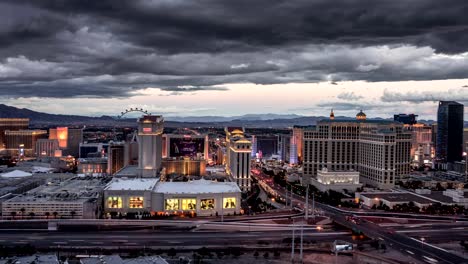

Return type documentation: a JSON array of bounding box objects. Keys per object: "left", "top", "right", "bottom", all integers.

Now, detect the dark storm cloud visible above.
[{"left": 1, "top": 0, "right": 468, "bottom": 98}]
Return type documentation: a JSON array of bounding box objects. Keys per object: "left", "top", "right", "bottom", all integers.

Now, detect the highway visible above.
[
  {"left": 252, "top": 172, "right": 468, "bottom": 264},
  {"left": 0, "top": 229, "right": 350, "bottom": 249}
]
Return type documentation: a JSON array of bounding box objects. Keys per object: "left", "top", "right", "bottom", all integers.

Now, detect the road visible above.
[
  {"left": 252, "top": 172, "right": 468, "bottom": 264},
  {"left": 0, "top": 229, "right": 350, "bottom": 249}
]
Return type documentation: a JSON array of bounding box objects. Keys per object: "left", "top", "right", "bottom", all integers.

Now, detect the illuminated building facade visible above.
[
  {"left": 104, "top": 178, "right": 241, "bottom": 217},
  {"left": 292, "top": 126, "right": 306, "bottom": 163},
  {"left": 49, "top": 127, "right": 83, "bottom": 157},
  {"left": 162, "top": 134, "right": 209, "bottom": 159},
  {"left": 162, "top": 157, "right": 206, "bottom": 176},
  {"left": 311, "top": 168, "right": 362, "bottom": 192},
  {"left": 225, "top": 127, "right": 252, "bottom": 192},
  {"left": 36, "top": 139, "right": 59, "bottom": 157},
  {"left": 77, "top": 158, "right": 108, "bottom": 176},
  {"left": 406, "top": 123, "right": 434, "bottom": 167},
  {"left": 303, "top": 111, "right": 412, "bottom": 189},
  {"left": 4, "top": 130, "right": 47, "bottom": 157},
  {"left": 137, "top": 115, "right": 164, "bottom": 177},
  {"left": 0, "top": 118, "right": 29, "bottom": 150}
]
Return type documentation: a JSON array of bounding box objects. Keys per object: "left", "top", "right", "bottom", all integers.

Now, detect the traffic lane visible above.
[{"left": 0, "top": 230, "right": 352, "bottom": 248}]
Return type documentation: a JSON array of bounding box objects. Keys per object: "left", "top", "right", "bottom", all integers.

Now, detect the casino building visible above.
[
  {"left": 104, "top": 178, "right": 241, "bottom": 217},
  {"left": 303, "top": 110, "right": 412, "bottom": 189}
]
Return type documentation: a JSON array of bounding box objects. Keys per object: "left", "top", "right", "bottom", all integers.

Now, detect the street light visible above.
[{"left": 420, "top": 237, "right": 425, "bottom": 249}]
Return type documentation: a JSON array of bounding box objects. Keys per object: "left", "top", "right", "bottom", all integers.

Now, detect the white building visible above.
[
  {"left": 153, "top": 179, "right": 242, "bottom": 216},
  {"left": 103, "top": 178, "right": 242, "bottom": 217},
  {"left": 311, "top": 168, "right": 362, "bottom": 192},
  {"left": 104, "top": 178, "right": 158, "bottom": 216},
  {"left": 137, "top": 115, "right": 164, "bottom": 177}
]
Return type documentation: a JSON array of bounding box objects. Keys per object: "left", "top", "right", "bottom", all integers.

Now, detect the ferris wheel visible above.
[{"left": 117, "top": 108, "right": 151, "bottom": 119}]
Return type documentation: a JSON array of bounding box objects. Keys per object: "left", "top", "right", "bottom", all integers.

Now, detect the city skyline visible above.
[{"left": 1, "top": 1, "right": 468, "bottom": 119}]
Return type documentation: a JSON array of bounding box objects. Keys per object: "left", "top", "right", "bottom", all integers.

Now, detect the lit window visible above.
[
  {"left": 223, "top": 197, "right": 236, "bottom": 209},
  {"left": 181, "top": 198, "right": 196, "bottom": 210},
  {"left": 200, "top": 199, "right": 215, "bottom": 210},
  {"left": 129, "top": 196, "right": 144, "bottom": 208},
  {"left": 165, "top": 199, "right": 179, "bottom": 210},
  {"left": 107, "top": 197, "right": 122, "bottom": 208}
]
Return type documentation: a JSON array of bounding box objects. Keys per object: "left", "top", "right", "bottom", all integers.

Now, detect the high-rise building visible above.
[
  {"left": 255, "top": 135, "right": 278, "bottom": 158},
  {"left": 36, "top": 139, "right": 60, "bottom": 157},
  {"left": 303, "top": 111, "right": 412, "bottom": 189},
  {"left": 49, "top": 127, "right": 83, "bottom": 157},
  {"left": 289, "top": 134, "right": 298, "bottom": 164},
  {"left": 292, "top": 126, "right": 306, "bottom": 163},
  {"left": 406, "top": 123, "right": 433, "bottom": 167},
  {"left": 225, "top": 127, "right": 251, "bottom": 192},
  {"left": 394, "top": 114, "right": 418, "bottom": 125},
  {"left": 278, "top": 134, "right": 291, "bottom": 162},
  {"left": 137, "top": 115, "right": 164, "bottom": 177},
  {"left": 436, "top": 101, "right": 464, "bottom": 164},
  {"left": 0, "top": 118, "right": 29, "bottom": 150},
  {"left": 250, "top": 135, "right": 257, "bottom": 158},
  {"left": 4, "top": 130, "right": 48, "bottom": 157},
  {"left": 108, "top": 142, "right": 125, "bottom": 175}
]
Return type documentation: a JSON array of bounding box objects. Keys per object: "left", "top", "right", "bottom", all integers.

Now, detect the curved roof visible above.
[
  {"left": 231, "top": 129, "right": 244, "bottom": 134},
  {"left": 356, "top": 110, "right": 366, "bottom": 117}
]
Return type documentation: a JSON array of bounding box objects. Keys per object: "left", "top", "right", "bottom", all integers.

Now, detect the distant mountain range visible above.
[{"left": 0, "top": 104, "right": 441, "bottom": 128}]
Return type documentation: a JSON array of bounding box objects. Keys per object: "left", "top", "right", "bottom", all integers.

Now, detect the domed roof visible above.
[
  {"left": 356, "top": 110, "right": 366, "bottom": 120},
  {"left": 231, "top": 129, "right": 244, "bottom": 134}
]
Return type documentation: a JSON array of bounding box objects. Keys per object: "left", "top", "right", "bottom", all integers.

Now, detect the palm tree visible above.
[
  {"left": 52, "top": 211, "right": 58, "bottom": 219},
  {"left": 10, "top": 211, "right": 16, "bottom": 220},
  {"left": 28, "top": 212, "right": 35, "bottom": 219},
  {"left": 70, "top": 211, "right": 76, "bottom": 219},
  {"left": 45, "top": 212, "right": 50, "bottom": 219},
  {"left": 20, "top": 208, "right": 25, "bottom": 220}
]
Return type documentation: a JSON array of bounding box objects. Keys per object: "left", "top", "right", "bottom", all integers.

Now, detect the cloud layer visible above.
[{"left": 1, "top": 0, "right": 468, "bottom": 99}]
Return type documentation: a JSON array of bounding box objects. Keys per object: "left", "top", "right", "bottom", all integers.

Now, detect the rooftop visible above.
[
  {"left": 114, "top": 165, "right": 139, "bottom": 177},
  {"left": 4, "top": 177, "right": 109, "bottom": 203},
  {"left": 105, "top": 178, "right": 159, "bottom": 191},
  {"left": 1, "top": 169, "right": 32, "bottom": 178},
  {"left": 360, "top": 192, "right": 434, "bottom": 204},
  {"left": 154, "top": 179, "right": 241, "bottom": 194}
]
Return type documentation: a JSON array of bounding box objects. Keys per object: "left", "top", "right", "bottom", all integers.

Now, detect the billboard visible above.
[{"left": 169, "top": 137, "right": 205, "bottom": 157}]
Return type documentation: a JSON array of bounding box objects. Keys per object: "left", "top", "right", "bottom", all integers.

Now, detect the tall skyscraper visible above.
[
  {"left": 137, "top": 115, "right": 164, "bottom": 177},
  {"left": 225, "top": 127, "right": 251, "bottom": 192},
  {"left": 303, "top": 111, "right": 412, "bottom": 189},
  {"left": 436, "top": 101, "right": 464, "bottom": 164},
  {"left": 278, "top": 134, "right": 291, "bottom": 162}
]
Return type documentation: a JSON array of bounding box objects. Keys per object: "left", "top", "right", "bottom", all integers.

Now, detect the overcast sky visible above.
[{"left": 1, "top": 0, "right": 468, "bottom": 119}]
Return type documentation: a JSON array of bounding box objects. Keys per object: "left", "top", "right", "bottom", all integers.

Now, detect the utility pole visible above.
[
  {"left": 291, "top": 218, "right": 295, "bottom": 263},
  {"left": 300, "top": 218, "right": 304, "bottom": 262},
  {"left": 305, "top": 184, "right": 309, "bottom": 220},
  {"left": 312, "top": 192, "right": 315, "bottom": 218}
]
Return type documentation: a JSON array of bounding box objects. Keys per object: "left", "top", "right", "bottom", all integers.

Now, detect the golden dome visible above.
[{"left": 356, "top": 110, "right": 366, "bottom": 120}]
